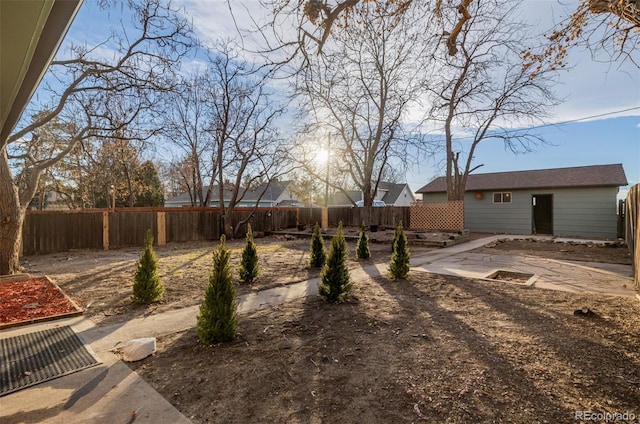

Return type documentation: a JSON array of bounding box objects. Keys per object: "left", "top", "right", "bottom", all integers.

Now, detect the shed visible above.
[{"left": 416, "top": 164, "right": 628, "bottom": 239}]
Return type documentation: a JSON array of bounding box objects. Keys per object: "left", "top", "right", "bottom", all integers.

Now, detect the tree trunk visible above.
[{"left": 0, "top": 149, "right": 25, "bottom": 275}]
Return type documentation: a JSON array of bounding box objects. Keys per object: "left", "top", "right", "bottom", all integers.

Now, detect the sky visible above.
[{"left": 57, "top": 0, "right": 640, "bottom": 199}]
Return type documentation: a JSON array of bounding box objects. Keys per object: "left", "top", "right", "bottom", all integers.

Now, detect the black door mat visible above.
[{"left": 0, "top": 326, "right": 101, "bottom": 396}]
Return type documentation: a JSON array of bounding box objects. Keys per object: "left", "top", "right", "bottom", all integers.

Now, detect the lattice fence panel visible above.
[{"left": 410, "top": 201, "right": 464, "bottom": 231}]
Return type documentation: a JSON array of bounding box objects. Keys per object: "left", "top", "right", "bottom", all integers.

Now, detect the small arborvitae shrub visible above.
[
  {"left": 356, "top": 221, "right": 371, "bottom": 260},
  {"left": 239, "top": 223, "right": 260, "bottom": 283},
  {"left": 391, "top": 222, "right": 399, "bottom": 252},
  {"left": 309, "top": 222, "right": 327, "bottom": 268},
  {"left": 318, "top": 222, "right": 352, "bottom": 302},
  {"left": 389, "top": 221, "right": 411, "bottom": 279},
  {"left": 132, "top": 229, "right": 164, "bottom": 304},
  {"left": 197, "top": 235, "right": 238, "bottom": 344}
]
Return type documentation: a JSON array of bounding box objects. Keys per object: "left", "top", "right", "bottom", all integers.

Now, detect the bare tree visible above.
[
  {"left": 163, "top": 74, "right": 219, "bottom": 206},
  {"left": 426, "top": 0, "right": 559, "bottom": 201},
  {"left": 530, "top": 0, "right": 640, "bottom": 69},
  {"left": 258, "top": 0, "right": 477, "bottom": 67},
  {"left": 292, "top": 0, "right": 430, "bottom": 208},
  {"left": 260, "top": 0, "right": 639, "bottom": 66},
  {"left": 0, "top": 0, "right": 193, "bottom": 275},
  {"left": 206, "top": 41, "right": 289, "bottom": 237}
]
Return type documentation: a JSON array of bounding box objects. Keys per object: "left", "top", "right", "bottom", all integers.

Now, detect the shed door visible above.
[{"left": 532, "top": 194, "right": 553, "bottom": 235}]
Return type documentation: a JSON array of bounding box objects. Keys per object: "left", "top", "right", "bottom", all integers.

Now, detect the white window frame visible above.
[{"left": 493, "top": 192, "right": 512, "bottom": 203}]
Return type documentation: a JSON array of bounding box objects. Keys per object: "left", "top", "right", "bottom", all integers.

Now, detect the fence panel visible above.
[
  {"left": 326, "top": 207, "right": 411, "bottom": 228},
  {"left": 230, "top": 208, "right": 298, "bottom": 234},
  {"left": 165, "top": 210, "right": 220, "bottom": 243},
  {"left": 109, "top": 211, "right": 157, "bottom": 248},
  {"left": 22, "top": 206, "right": 418, "bottom": 256},
  {"left": 22, "top": 211, "right": 103, "bottom": 255},
  {"left": 297, "top": 208, "right": 323, "bottom": 226},
  {"left": 624, "top": 184, "right": 639, "bottom": 292},
  {"left": 277, "top": 209, "right": 299, "bottom": 230}
]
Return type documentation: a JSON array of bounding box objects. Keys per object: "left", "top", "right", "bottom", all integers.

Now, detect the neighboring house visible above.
[
  {"left": 241, "top": 181, "right": 305, "bottom": 207},
  {"left": 378, "top": 181, "right": 416, "bottom": 207},
  {"left": 416, "top": 164, "right": 627, "bottom": 239},
  {"left": 329, "top": 182, "right": 416, "bottom": 207},
  {"left": 165, "top": 183, "right": 237, "bottom": 207},
  {"left": 165, "top": 180, "right": 303, "bottom": 208}
]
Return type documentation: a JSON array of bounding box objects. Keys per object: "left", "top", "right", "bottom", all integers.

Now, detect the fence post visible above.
[
  {"left": 157, "top": 211, "right": 166, "bottom": 246},
  {"left": 625, "top": 184, "right": 639, "bottom": 292},
  {"left": 322, "top": 207, "right": 328, "bottom": 228},
  {"left": 102, "top": 211, "right": 109, "bottom": 250}
]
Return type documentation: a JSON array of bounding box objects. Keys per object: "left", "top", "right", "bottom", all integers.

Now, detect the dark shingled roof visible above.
[
  {"left": 242, "top": 180, "right": 293, "bottom": 202},
  {"left": 165, "top": 183, "right": 238, "bottom": 204},
  {"left": 328, "top": 182, "right": 412, "bottom": 206},
  {"left": 378, "top": 182, "right": 408, "bottom": 204},
  {"left": 416, "top": 164, "right": 627, "bottom": 193}
]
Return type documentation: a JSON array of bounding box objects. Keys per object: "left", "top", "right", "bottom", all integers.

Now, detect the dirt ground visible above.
[
  {"left": 21, "top": 233, "right": 640, "bottom": 423},
  {"left": 476, "top": 238, "right": 632, "bottom": 265},
  {"left": 22, "top": 228, "right": 441, "bottom": 326}
]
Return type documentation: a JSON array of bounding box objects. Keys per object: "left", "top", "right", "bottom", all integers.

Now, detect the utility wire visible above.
[
  {"left": 430, "top": 105, "right": 640, "bottom": 143},
  {"left": 527, "top": 106, "right": 640, "bottom": 130}
]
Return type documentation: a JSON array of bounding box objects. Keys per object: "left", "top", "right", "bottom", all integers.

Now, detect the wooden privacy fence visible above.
[
  {"left": 624, "top": 184, "right": 639, "bottom": 292},
  {"left": 21, "top": 211, "right": 104, "bottom": 254},
  {"left": 298, "top": 207, "right": 412, "bottom": 228},
  {"left": 21, "top": 207, "right": 298, "bottom": 255},
  {"left": 21, "top": 202, "right": 466, "bottom": 255}
]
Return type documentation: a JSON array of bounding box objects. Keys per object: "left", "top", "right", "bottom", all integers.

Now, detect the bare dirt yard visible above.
[
  {"left": 21, "top": 233, "right": 640, "bottom": 423},
  {"left": 22, "top": 228, "right": 440, "bottom": 326}
]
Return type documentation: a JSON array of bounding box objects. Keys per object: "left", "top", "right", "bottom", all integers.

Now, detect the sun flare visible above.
[{"left": 315, "top": 148, "right": 329, "bottom": 164}]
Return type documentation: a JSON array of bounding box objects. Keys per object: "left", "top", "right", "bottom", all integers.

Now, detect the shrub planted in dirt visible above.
[
  {"left": 197, "top": 235, "right": 238, "bottom": 344},
  {"left": 391, "top": 223, "right": 398, "bottom": 252},
  {"left": 389, "top": 221, "right": 410, "bottom": 279},
  {"left": 319, "top": 222, "right": 352, "bottom": 302},
  {"left": 356, "top": 221, "right": 371, "bottom": 260},
  {"left": 239, "top": 224, "right": 260, "bottom": 283},
  {"left": 309, "top": 222, "right": 327, "bottom": 268},
  {"left": 132, "top": 229, "right": 164, "bottom": 304}
]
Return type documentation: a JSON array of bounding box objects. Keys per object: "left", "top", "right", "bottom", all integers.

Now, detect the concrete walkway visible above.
[
  {"left": 412, "top": 235, "right": 636, "bottom": 298},
  {"left": 1, "top": 234, "right": 636, "bottom": 423}
]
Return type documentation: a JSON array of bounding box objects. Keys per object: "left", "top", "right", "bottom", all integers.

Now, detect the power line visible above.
[
  {"left": 427, "top": 105, "right": 640, "bottom": 143},
  {"left": 529, "top": 106, "right": 640, "bottom": 130}
]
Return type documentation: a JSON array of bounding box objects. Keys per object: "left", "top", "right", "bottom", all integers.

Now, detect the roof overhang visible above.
[{"left": 0, "top": 0, "right": 83, "bottom": 144}]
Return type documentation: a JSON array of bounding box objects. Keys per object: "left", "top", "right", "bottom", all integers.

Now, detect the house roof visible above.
[
  {"left": 242, "top": 180, "right": 293, "bottom": 202},
  {"left": 165, "top": 181, "right": 297, "bottom": 205},
  {"left": 165, "top": 183, "right": 238, "bottom": 204},
  {"left": 328, "top": 182, "right": 413, "bottom": 205},
  {"left": 329, "top": 190, "right": 361, "bottom": 206},
  {"left": 416, "top": 164, "right": 628, "bottom": 193},
  {"left": 378, "top": 182, "right": 413, "bottom": 204}
]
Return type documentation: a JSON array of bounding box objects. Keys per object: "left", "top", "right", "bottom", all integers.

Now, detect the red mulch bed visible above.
[{"left": 0, "top": 276, "right": 82, "bottom": 329}]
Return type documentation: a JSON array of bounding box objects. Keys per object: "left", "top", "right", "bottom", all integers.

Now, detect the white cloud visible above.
[{"left": 175, "top": 0, "right": 288, "bottom": 56}]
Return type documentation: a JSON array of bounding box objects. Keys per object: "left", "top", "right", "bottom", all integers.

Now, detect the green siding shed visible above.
[{"left": 417, "top": 164, "right": 627, "bottom": 239}]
